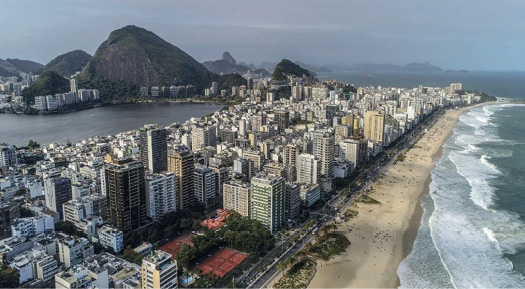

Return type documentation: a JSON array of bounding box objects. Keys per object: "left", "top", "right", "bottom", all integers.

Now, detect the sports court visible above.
[
  {"left": 159, "top": 234, "right": 193, "bottom": 259},
  {"left": 194, "top": 248, "right": 247, "bottom": 278}
]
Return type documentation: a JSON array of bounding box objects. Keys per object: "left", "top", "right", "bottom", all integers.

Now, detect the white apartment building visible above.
[
  {"left": 11, "top": 216, "right": 54, "bottom": 238},
  {"left": 296, "top": 153, "right": 319, "bottom": 185},
  {"left": 145, "top": 172, "right": 177, "bottom": 221},
  {"left": 222, "top": 181, "right": 251, "bottom": 217},
  {"left": 58, "top": 237, "right": 94, "bottom": 269},
  {"left": 98, "top": 225, "right": 124, "bottom": 253}
]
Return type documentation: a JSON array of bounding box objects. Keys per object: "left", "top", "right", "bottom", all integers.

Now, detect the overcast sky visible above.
[{"left": 2, "top": 0, "right": 524, "bottom": 70}]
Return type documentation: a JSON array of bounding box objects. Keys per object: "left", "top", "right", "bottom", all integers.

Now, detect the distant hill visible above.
[
  {"left": 203, "top": 51, "right": 271, "bottom": 77},
  {"left": 401, "top": 62, "right": 443, "bottom": 72},
  {"left": 238, "top": 62, "right": 258, "bottom": 71},
  {"left": 81, "top": 25, "right": 213, "bottom": 94},
  {"left": 258, "top": 61, "right": 278, "bottom": 72},
  {"left": 222, "top": 51, "right": 236, "bottom": 65},
  {"left": 6, "top": 58, "right": 43, "bottom": 74},
  {"left": 323, "top": 61, "right": 444, "bottom": 72},
  {"left": 21, "top": 70, "right": 70, "bottom": 105},
  {"left": 446, "top": 69, "right": 468, "bottom": 74},
  {"left": 44, "top": 50, "right": 92, "bottom": 78},
  {"left": 271, "top": 59, "right": 314, "bottom": 81},
  {"left": 316, "top": 66, "right": 332, "bottom": 73},
  {"left": 0, "top": 59, "right": 20, "bottom": 77}
]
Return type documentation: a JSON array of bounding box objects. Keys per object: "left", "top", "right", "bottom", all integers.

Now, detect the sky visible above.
[{"left": 2, "top": 0, "right": 525, "bottom": 70}]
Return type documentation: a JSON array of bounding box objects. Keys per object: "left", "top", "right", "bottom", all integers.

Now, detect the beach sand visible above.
[{"left": 307, "top": 106, "right": 483, "bottom": 288}]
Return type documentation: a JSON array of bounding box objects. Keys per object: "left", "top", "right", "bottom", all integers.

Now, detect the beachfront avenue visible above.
[
  {"left": 245, "top": 106, "right": 445, "bottom": 288},
  {"left": 1, "top": 78, "right": 492, "bottom": 289}
]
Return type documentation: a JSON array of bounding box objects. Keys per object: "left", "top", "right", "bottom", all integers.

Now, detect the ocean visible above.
[
  {"left": 398, "top": 103, "right": 525, "bottom": 288},
  {"left": 323, "top": 71, "right": 525, "bottom": 287},
  {"left": 318, "top": 71, "right": 525, "bottom": 100}
]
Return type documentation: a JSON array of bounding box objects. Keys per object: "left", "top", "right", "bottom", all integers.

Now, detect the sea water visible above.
[
  {"left": 320, "top": 71, "right": 525, "bottom": 287},
  {"left": 398, "top": 104, "right": 525, "bottom": 288}
]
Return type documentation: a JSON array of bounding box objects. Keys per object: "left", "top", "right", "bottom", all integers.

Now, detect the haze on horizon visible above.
[{"left": 3, "top": 0, "right": 524, "bottom": 71}]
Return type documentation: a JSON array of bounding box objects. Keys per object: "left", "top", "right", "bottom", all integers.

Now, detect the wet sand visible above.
[{"left": 308, "top": 105, "right": 485, "bottom": 288}]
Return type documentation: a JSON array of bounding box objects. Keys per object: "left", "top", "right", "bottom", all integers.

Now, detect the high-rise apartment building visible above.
[
  {"left": 141, "top": 250, "right": 178, "bottom": 289},
  {"left": 313, "top": 131, "right": 334, "bottom": 179},
  {"left": 103, "top": 159, "right": 148, "bottom": 233},
  {"left": 285, "top": 183, "right": 301, "bottom": 220},
  {"left": 233, "top": 158, "right": 253, "bottom": 182},
  {"left": 239, "top": 118, "right": 248, "bottom": 137},
  {"left": 222, "top": 180, "right": 251, "bottom": 217},
  {"left": 250, "top": 174, "right": 286, "bottom": 234},
  {"left": 70, "top": 78, "right": 78, "bottom": 93},
  {"left": 339, "top": 139, "right": 367, "bottom": 169},
  {"left": 274, "top": 109, "right": 290, "bottom": 130},
  {"left": 364, "top": 110, "right": 385, "bottom": 143},
  {"left": 140, "top": 124, "right": 168, "bottom": 173},
  {"left": 283, "top": 143, "right": 301, "bottom": 167},
  {"left": 44, "top": 176, "right": 72, "bottom": 218},
  {"left": 250, "top": 114, "right": 266, "bottom": 132},
  {"left": 0, "top": 144, "right": 17, "bottom": 167},
  {"left": 193, "top": 165, "right": 216, "bottom": 208},
  {"left": 168, "top": 150, "right": 195, "bottom": 210},
  {"left": 191, "top": 126, "right": 217, "bottom": 152},
  {"left": 296, "top": 153, "right": 320, "bottom": 185},
  {"left": 210, "top": 165, "right": 228, "bottom": 197},
  {"left": 145, "top": 172, "right": 177, "bottom": 222}
]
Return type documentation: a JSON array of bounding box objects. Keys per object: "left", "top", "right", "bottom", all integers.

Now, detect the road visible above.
[{"left": 241, "top": 108, "right": 444, "bottom": 288}]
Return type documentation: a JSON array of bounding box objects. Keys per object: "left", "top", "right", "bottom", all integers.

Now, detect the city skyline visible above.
[{"left": 2, "top": 1, "right": 525, "bottom": 71}]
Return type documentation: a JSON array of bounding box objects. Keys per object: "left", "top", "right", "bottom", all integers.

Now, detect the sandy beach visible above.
[{"left": 308, "top": 105, "right": 485, "bottom": 288}]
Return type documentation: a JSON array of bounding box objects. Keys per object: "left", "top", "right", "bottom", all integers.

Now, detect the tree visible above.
[
  {"left": 55, "top": 221, "right": 81, "bottom": 236},
  {"left": 0, "top": 265, "right": 18, "bottom": 288},
  {"left": 27, "top": 139, "right": 40, "bottom": 149}
]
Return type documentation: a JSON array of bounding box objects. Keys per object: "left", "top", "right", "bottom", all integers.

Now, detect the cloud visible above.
[{"left": 1, "top": 0, "right": 524, "bottom": 70}]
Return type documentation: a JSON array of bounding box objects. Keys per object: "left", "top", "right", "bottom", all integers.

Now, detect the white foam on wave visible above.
[
  {"left": 483, "top": 105, "right": 495, "bottom": 116},
  {"left": 427, "top": 153, "right": 524, "bottom": 288},
  {"left": 483, "top": 227, "right": 501, "bottom": 249},
  {"left": 449, "top": 151, "right": 496, "bottom": 210},
  {"left": 400, "top": 104, "right": 525, "bottom": 288},
  {"left": 467, "top": 144, "right": 479, "bottom": 152},
  {"left": 481, "top": 155, "right": 501, "bottom": 173}
]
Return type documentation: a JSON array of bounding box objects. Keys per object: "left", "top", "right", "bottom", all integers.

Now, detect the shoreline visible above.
[
  {"left": 0, "top": 98, "right": 231, "bottom": 116},
  {"left": 308, "top": 103, "right": 492, "bottom": 288}
]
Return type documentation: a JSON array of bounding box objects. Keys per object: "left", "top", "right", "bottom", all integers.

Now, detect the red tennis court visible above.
[
  {"left": 194, "top": 248, "right": 247, "bottom": 278},
  {"left": 159, "top": 234, "right": 193, "bottom": 259}
]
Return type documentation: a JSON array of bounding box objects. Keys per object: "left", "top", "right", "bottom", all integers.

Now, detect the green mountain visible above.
[
  {"left": 6, "top": 58, "right": 43, "bottom": 74},
  {"left": 21, "top": 71, "right": 69, "bottom": 105},
  {"left": 271, "top": 59, "right": 314, "bottom": 81},
  {"left": 44, "top": 50, "right": 91, "bottom": 78},
  {"left": 81, "top": 25, "right": 213, "bottom": 92},
  {"left": 0, "top": 59, "right": 21, "bottom": 77}
]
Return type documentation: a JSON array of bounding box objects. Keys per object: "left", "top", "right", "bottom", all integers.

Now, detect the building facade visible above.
[
  {"left": 168, "top": 150, "right": 195, "bottom": 210},
  {"left": 222, "top": 181, "right": 251, "bottom": 217},
  {"left": 145, "top": 172, "right": 177, "bottom": 221},
  {"left": 250, "top": 174, "right": 286, "bottom": 234},
  {"left": 193, "top": 165, "right": 216, "bottom": 208},
  {"left": 296, "top": 153, "right": 319, "bottom": 185},
  {"left": 364, "top": 110, "right": 385, "bottom": 143},
  {"left": 313, "top": 131, "right": 334, "bottom": 180},
  {"left": 139, "top": 124, "right": 168, "bottom": 173},
  {"left": 141, "top": 250, "right": 178, "bottom": 289},
  {"left": 44, "top": 176, "right": 72, "bottom": 218},
  {"left": 103, "top": 159, "right": 148, "bottom": 233}
]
